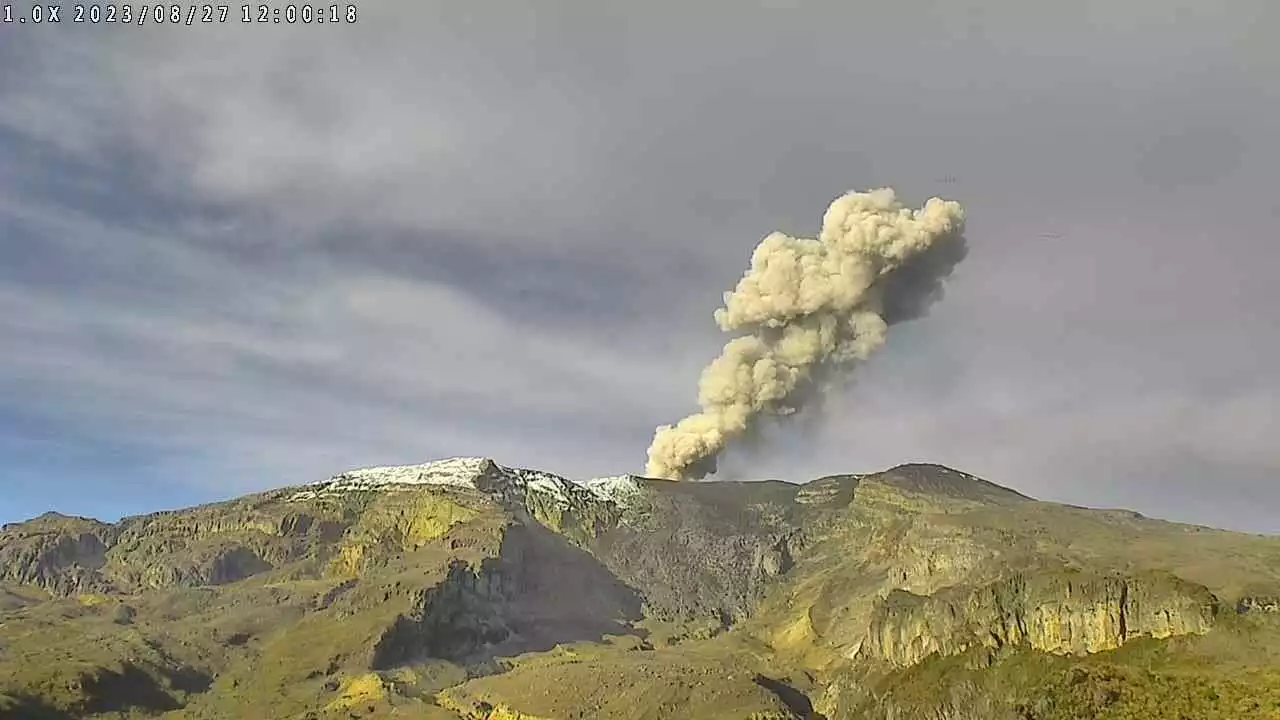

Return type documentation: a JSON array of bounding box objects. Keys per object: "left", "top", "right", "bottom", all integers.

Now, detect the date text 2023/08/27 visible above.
[{"left": 1, "top": 3, "right": 358, "bottom": 24}]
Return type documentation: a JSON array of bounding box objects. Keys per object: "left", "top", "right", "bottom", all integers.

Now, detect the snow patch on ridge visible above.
[
  {"left": 333, "top": 457, "right": 492, "bottom": 489},
  {"left": 288, "top": 457, "right": 491, "bottom": 500},
  {"left": 582, "top": 475, "right": 645, "bottom": 504},
  {"left": 288, "top": 457, "right": 646, "bottom": 508}
]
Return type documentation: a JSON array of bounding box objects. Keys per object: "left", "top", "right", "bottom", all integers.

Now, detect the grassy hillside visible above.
[{"left": 2, "top": 461, "right": 1278, "bottom": 719}]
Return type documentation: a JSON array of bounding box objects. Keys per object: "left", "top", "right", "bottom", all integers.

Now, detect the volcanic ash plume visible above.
[{"left": 645, "top": 188, "right": 967, "bottom": 481}]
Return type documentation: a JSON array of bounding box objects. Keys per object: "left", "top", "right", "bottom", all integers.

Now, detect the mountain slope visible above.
[{"left": 2, "top": 459, "right": 1279, "bottom": 719}]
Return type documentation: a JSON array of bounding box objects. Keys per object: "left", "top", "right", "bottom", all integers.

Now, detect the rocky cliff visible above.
[
  {"left": 859, "top": 568, "right": 1219, "bottom": 667},
  {"left": 0, "top": 512, "right": 118, "bottom": 595}
]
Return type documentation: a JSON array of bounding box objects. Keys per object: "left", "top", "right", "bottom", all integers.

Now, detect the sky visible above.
[{"left": 1, "top": 1, "right": 1277, "bottom": 532}]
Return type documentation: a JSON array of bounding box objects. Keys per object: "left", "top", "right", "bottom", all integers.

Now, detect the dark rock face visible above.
[
  {"left": 590, "top": 480, "right": 805, "bottom": 624},
  {"left": 373, "top": 521, "right": 646, "bottom": 667},
  {"left": 206, "top": 547, "right": 274, "bottom": 585},
  {"left": 372, "top": 559, "right": 513, "bottom": 667}
]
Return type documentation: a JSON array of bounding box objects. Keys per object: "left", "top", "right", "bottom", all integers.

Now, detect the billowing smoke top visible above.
[{"left": 645, "top": 188, "right": 967, "bottom": 481}]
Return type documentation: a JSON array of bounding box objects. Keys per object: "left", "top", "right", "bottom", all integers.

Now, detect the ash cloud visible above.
[{"left": 645, "top": 188, "right": 967, "bottom": 480}]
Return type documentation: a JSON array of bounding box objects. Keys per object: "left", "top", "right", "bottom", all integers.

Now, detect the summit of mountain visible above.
[{"left": 2, "top": 459, "right": 1279, "bottom": 720}]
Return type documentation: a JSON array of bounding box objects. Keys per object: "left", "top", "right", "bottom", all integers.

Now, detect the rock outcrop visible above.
[
  {"left": 589, "top": 479, "right": 805, "bottom": 624},
  {"left": 372, "top": 521, "right": 645, "bottom": 667},
  {"left": 1236, "top": 594, "right": 1280, "bottom": 614},
  {"left": 0, "top": 513, "right": 117, "bottom": 595},
  {"left": 860, "top": 568, "right": 1220, "bottom": 666}
]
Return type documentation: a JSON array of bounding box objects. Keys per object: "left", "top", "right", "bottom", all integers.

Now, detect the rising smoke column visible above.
[{"left": 645, "top": 188, "right": 967, "bottom": 480}]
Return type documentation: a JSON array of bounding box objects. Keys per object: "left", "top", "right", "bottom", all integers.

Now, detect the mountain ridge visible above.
[
  {"left": 0, "top": 457, "right": 1033, "bottom": 532},
  {"left": 3, "top": 459, "right": 1280, "bottom": 720}
]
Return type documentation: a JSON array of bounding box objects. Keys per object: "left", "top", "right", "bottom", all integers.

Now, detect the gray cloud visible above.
[{"left": 1, "top": 1, "right": 1277, "bottom": 532}]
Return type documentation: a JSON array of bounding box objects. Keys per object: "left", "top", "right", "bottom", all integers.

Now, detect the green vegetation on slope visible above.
[{"left": 2, "top": 463, "right": 1279, "bottom": 720}]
